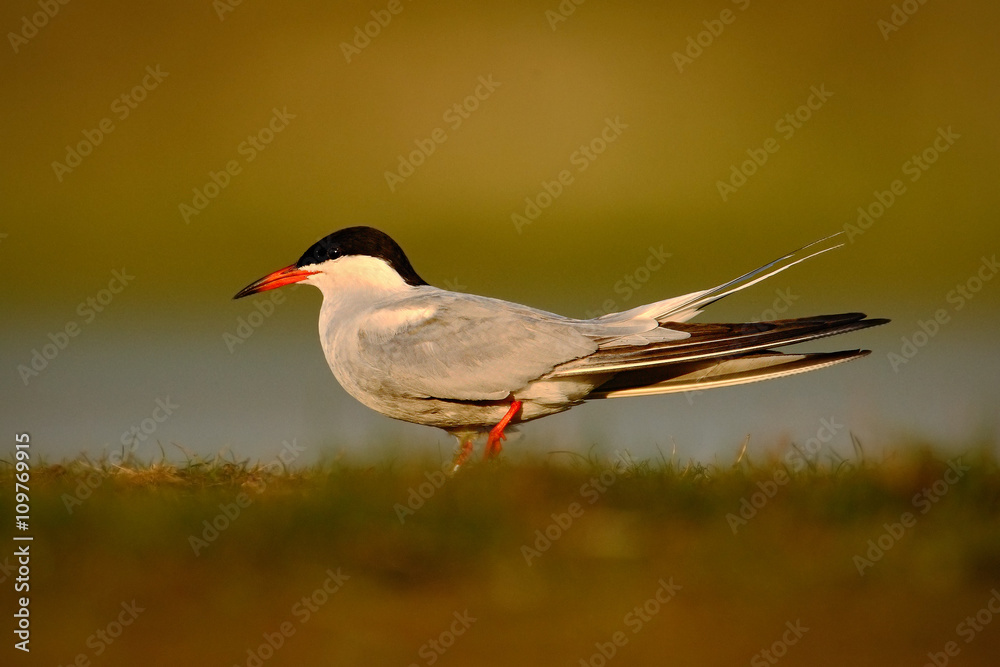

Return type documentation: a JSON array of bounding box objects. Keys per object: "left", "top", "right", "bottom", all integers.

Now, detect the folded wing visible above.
[{"left": 355, "top": 292, "right": 598, "bottom": 401}]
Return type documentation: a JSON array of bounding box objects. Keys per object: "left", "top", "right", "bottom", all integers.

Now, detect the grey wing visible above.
[{"left": 355, "top": 292, "right": 599, "bottom": 401}]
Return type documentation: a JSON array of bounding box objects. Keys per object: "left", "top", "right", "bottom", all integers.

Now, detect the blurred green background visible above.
[
  {"left": 2, "top": 2, "right": 1000, "bottom": 666},
  {"left": 3, "top": 454, "right": 1000, "bottom": 666},
  {"left": 2, "top": 0, "right": 998, "bottom": 461}
]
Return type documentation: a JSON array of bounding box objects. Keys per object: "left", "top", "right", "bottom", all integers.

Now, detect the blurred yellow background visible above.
[{"left": 3, "top": 3, "right": 1000, "bottom": 667}]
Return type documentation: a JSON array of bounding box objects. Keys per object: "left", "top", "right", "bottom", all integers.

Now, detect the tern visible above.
[{"left": 234, "top": 227, "right": 887, "bottom": 468}]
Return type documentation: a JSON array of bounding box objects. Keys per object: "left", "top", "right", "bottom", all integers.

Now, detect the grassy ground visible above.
[{"left": 3, "top": 443, "right": 1000, "bottom": 666}]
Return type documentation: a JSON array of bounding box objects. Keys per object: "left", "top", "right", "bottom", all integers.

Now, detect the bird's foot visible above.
[
  {"left": 451, "top": 439, "right": 475, "bottom": 473},
  {"left": 484, "top": 400, "right": 522, "bottom": 460}
]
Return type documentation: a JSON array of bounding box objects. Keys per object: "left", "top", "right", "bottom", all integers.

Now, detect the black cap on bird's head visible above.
[
  {"left": 233, "top": 226, "right": 426, "bottom": 299},
  {"left": 295, "top": 226, "right": 427, "bottom": 286}
]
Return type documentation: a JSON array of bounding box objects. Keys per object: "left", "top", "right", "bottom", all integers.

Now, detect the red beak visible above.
[{"left": 233, "top": 264, "right": 318, "bottom": 299}]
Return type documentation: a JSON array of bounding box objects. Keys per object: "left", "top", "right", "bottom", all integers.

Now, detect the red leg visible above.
[
  {"left": 452, "top": 439, "right": 475, "bottom": 471},
  {"left": 485, "top": 400, "right": 522, "bottom": 460}
]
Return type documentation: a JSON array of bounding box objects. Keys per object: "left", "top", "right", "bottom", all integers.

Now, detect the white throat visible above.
[{"left": 305, "top": 255, "right": 418, "bottom": 316}]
